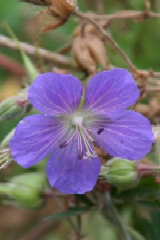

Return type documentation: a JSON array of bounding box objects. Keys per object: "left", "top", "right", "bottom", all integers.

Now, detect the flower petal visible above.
[
  {"left": 29, "top": 73, "right": 83, "bottom": 116},
  {"left": 88, "top": 110, "right": 154, "bottom": 160},
  {"left": 46, "top": 139, "right": 101, "bottom": 194},
  {"left": 10, "top": 114, "right": 68, "bottom": 168},
  {"left": 83, "top": 69, "right": 139, "bottom": 114}
]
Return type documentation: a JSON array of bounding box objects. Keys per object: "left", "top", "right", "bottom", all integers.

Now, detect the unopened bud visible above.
[
  {"left": 0, "top": 173, "right": 47, "bottom": 209},
  {"left": 0, "top": 88, "right": 31, "bottom": 121},
  {"left": 101, "top": 158, "right": 138, "bottom": 189}
]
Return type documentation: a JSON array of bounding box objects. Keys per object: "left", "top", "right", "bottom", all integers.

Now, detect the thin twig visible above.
[
  {"left": 56, "top": 43, "right": 72, "bottom": 54},
  {"left": 20, "top": 0, "right": 160, "bottom": 21},
  {"left": 146, "top": 86, "right": 160, "bottom": 92},
  {"left": 90, "top": 10, "right": 160, "bottom": 21},
  {"left": 0, "top": 35, "right": 77, "bottom": 70},
  {"left": 0, "top": 53, "right": 26, "bottom": 77}
]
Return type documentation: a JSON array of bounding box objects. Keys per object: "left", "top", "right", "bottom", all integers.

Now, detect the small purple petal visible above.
[
  {"left": 10, "top": 114, "right": 68, "bottom": 168},
  {"left": 89, "top": 110, "right": 154, "bottom": 160},
  {"left": 83, "top": 69, "right": 139, "bottom": 114},
  {"left": 29, "top": 73, "right": 83, "bottom": 116},
  {"left": 46, "top": 139, "right": 101, "bottom": 194}
]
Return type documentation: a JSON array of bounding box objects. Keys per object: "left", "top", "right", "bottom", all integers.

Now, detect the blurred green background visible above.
[{"left": 0, "top": 0, "right": 160, "bottom": 239}]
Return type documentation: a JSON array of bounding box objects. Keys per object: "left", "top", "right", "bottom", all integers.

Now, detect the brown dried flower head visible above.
[
  {"left": 40, "top": 0, "right": 77, "bottom": 33},
  {"left": 52, "top": 0, "right": 77, "bottom": 19}
]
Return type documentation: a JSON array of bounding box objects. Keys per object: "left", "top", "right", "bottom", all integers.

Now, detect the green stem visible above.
[
  {"left": 78, "top": 95, "right": 85, "bottom": 111},
  {"left": 102, "top": 192, "right": 132, "bottom": 240}
]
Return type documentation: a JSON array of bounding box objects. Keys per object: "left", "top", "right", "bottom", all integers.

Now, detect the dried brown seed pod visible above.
[
  {"left": 72, "top": 37, "right": 96, "bottom": 74},
  {"left": 85, "top": 35, "right": 109, "bottom": 69}
]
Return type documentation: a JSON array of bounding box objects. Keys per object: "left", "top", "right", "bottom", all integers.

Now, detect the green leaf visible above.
[
  {"left": 128, "top": 227, "right": 146, "bottom": 240},
  {"left": 74, "top": 194, "right": 94, "bottom": 207},
  {"left": 142, "top": 209, "right": 160, "bottom": 240},
  {"left": 137, "top": 200, "right": 160, "bottom": 209},
  {"left": 43, "top": 207, "right": 92, "bottom": 222},
  {"left": 115, "top": 177, "right": 159, "bottom": 201}
]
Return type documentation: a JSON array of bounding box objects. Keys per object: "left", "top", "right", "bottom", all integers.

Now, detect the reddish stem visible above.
[{"left": 0, "top": 53, "right": 26, "bottom": 77}]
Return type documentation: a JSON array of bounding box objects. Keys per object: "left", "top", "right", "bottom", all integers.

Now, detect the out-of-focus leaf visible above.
[
  {"left": 115, "top": 177, "right": 159, "bottom": 200},
  {"left": 128, "top": 227, "right": 146, "bottom": 240},
  {"left": 74, "top": 194, "right": 94, "bottom": 207},
  {"left": 43, "top": 207, "right": 92, "bottom": 222},
  {"left": 142, "top": 209, "right": 160, "bottom": 240},
  {"left": 137, "top": 200, "right": 160, "bottom": 209}
]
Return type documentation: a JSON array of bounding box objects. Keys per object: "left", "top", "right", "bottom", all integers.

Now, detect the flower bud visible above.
[
  {"left": 0, "top": 88, "right": 31, "bottom": 121},
  {"left": 0, "top": 173, "right": 47, "bottom": 209},
  {"left": 100, "top": 158, "right": 138, "bottom": 189}
]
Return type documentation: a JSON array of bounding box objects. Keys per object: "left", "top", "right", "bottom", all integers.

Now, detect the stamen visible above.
[
  {"left": 59, "top": 128, "right": 78, "bottom": 149},
  {"left": 82, "top": 125, "right": 93, "bottom": 141},
  {"left": 78, "top": 126, "right": 97, "bottom": 160},
  {"left": 97, "top": 128, "right": 104, "bottom": 135}
]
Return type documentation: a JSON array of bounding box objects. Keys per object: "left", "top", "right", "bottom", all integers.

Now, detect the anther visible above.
[
  {"left": 59, "top": 141, "right": 68, "bottom": 148},
  {"left": 93, "top": 141, "right": 100, "bottom": 148},
  {"left": 97, "top": 128, "right": 104, "bottom": 135},
  {"left": 78, "top": 151, "right": 83, "bottom": 160}
]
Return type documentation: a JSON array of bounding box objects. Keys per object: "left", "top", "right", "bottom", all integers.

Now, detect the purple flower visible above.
[{"left": 10, "top": 69, "right": 154, "bottom": 194}]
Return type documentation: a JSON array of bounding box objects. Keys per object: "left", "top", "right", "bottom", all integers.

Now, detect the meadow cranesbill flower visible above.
[{"left": 10, "top": 69, "right": 154, "bottom": 194}]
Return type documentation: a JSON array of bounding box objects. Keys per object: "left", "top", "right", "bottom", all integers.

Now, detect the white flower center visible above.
[{"left": 72, "top": 116, "right": 83, "bottom": 126}]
